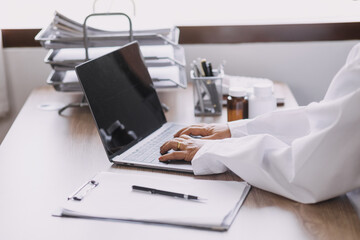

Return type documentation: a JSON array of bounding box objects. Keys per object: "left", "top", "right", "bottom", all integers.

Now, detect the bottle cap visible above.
[
  {"left": 229, "top": 87, "right": 247, "bottom": 97},
  {"left": 253, "top": 83, "right": 273, "bottom": 97}
]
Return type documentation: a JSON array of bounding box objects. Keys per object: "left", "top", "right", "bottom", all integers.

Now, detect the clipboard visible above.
[{"left": 54, "top": 171, "right": 251, "bottom": 231}]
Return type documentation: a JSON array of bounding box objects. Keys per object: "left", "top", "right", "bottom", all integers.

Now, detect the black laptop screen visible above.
[{"left": 76, "top": 42, "right": 166, "bottom": 159}]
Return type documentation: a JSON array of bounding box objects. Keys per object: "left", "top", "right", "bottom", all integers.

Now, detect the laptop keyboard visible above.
[{"left": 123, "top": 124, "right": 180, "bottom": 163}]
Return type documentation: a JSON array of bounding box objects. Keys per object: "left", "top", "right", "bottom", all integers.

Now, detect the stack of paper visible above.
[
  {"left": 55, "top": 172, "right": 250, "bottom": 231},
  {"left": 35, "top": 12, "right": 180, "bottom": 48},
  {"left": 35, "top": 12, "right": 187, "bottom": 92}
]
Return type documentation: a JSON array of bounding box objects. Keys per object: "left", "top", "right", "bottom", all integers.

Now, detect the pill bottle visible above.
[
  {"left": 249, "top": 83, "right": 276, "bottom": 118},
  {"left": 227, "top": 87, "right": 248, "bottom": 121}
]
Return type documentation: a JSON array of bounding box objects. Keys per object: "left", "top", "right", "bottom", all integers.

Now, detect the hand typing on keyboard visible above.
[
  {"left": 159, "top": 134, "right": 206, "bottom": 162},
  {"left": 174, "top": 123, "right": 231, "bottom": 140},
  {"left": 159, "top": 123, "right": 230, "bottom": 162}
]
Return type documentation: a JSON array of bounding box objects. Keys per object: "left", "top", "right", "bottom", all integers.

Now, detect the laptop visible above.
[{"left": 75, "top": 41, "right": 193, "bottom": 173}]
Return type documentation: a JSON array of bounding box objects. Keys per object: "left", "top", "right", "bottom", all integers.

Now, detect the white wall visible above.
[
  {"left": 3, "top": 0, "right": 360, "bottom": 28},
  {"left": 0, "top": 40, "right": 359, "bottom": 143},
  {"left": 0, "top": 48, "right": 51, "bottom": 144},
  {"left": 184, "top": 41, "right": 359, "bottom": 105}
]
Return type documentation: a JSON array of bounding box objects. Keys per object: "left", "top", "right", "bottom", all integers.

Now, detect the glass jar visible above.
[{"left": 227, "top": 87, "right": 248, "bottom": 121}]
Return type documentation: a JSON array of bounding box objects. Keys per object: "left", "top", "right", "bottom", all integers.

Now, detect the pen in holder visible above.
[{"left": 191, "top": 68, "right": 224, "bottom": 116}]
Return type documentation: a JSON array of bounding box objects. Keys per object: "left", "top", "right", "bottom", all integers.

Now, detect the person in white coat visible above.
[{"left": 159, "top": 43, "right": 360, "bottom": 204}]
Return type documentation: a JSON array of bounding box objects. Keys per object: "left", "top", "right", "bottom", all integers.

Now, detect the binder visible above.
[{"left": 54, "top": 171, "right": 251, "bottom": 231}]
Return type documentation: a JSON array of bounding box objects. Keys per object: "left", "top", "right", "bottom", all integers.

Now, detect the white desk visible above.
[{"left": 0, "top": 84, "right": 359, "bottom": 239}]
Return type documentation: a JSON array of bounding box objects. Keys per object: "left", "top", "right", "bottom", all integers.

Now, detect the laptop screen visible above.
[{"left": 76, "top": 42, "right": 167, "bottom": 159}]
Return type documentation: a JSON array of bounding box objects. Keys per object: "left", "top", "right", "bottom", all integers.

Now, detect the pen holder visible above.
[{"left": 191, "top": 69, "right": 224, "bottom": 116}]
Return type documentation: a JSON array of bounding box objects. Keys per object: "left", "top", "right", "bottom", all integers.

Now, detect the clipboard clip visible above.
[{"left": 68, "top": 180, "right": 99, "bottom": 201}]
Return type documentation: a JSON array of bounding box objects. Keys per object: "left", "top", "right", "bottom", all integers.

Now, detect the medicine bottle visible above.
[
  {"left": 227, "top": 87, "right": 248, "bottom": 121},
  {"left": 248, "top": 83, "right": 276, "bottom": 118}
]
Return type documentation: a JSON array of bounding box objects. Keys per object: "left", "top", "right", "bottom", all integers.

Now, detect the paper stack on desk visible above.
[
  {"left": 35, "top": 11, "right": 180, "bottom": 48},
  {"left": 46, "top": 45, "right": 186, "bottom": 91},
  {"left": 35, "top": 11, "right": 187, "bottom": 92},
  {"left": 55, "top": 171, "right": 250, "bottom": 231}
]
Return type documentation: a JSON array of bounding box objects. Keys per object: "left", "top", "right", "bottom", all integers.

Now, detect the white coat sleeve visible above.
[{"left": 191, "top": 43, "right": 360, "bottom": 204}]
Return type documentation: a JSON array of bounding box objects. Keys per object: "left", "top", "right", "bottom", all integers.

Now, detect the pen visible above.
[
  {"left": 132, "top": 185, "right": 205, "bottom": 201},
  {"left": 207, "top": 62, "right": 214, "bottom": 76},
  {"left": 201, "top": 59, "right": 210, "bottom": 76}
]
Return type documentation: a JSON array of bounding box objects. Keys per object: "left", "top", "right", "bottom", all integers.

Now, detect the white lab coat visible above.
[{"left": 192, "top": 43, "right": 360, "bottom": 204}]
